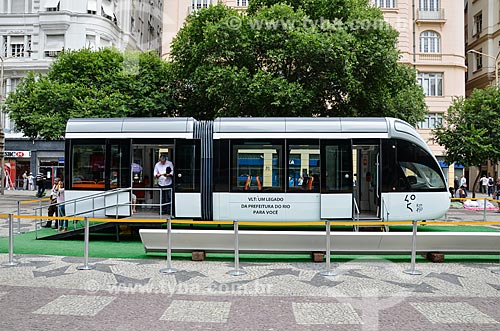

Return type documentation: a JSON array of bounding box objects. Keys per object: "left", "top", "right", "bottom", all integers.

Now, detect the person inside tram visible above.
[{"left": 154, "top": 155, "right": 174, "bottom": 214}]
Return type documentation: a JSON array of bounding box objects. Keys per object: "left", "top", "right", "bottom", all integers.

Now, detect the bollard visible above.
[
  {"left": 492, "top": 253, "right": 500, "bottom": 275},
  {"left": 2, "top": 214, "right": 18, "bottom": 267},
  {"left": 228, "top": 220, "right": 246, "bottom": 276},
  {"left": 160, "top": 216, "right": 177, "bottom": 274},
  {"left": 483, "top": 197, "right": 487, "bottom": 222},
  {"left": 320, "top": 220, "right": 336, "bottom": 276},
  {"left": 77, "top": 217, "right": 95, "bottom": 270},
  {"left": 403, "top": 220, "right": 422, "bottom": 275}
]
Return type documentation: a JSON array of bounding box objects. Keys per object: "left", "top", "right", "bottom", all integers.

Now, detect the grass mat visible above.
[{"left": 1, "top": 228, "right": 499, "bottom": 263}]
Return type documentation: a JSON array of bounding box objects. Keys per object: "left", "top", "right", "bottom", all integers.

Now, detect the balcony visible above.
[
  {"left": 418, "top": 53, "right": 442, "bottom": 61},
  {"left": 416, "top": 9, "right": 446, "bottom": 23}
]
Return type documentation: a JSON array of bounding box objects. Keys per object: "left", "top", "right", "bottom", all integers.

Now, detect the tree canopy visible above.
[
  {"left": 7, "top": 0, "right": 428, "bottom": 139},
  {"left": 6, "top": 48, "right": 176, "bottom": 139},
  {"left": 433, "top": 86, "right": 500, "bottom": 168},
  {"left": 170, "top": 1, "right": 427, "bottom": 122}
]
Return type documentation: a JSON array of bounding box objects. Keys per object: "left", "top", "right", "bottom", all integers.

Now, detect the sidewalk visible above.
[{"left": 1, "top": 191, "right": 500, "bottom": 330}]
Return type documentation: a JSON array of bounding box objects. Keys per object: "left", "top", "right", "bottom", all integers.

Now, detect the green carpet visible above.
[{"left": 1, "top": 227, "right": 499, "bottom": 263}]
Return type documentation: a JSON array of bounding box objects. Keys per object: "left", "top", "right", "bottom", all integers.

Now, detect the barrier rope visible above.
[{"left": 3, "top": 214, "right": 500, "bottom": 227}]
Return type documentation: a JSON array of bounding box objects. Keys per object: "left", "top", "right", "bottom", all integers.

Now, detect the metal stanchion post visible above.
[
  {"left": 16, "top": 201, "right": 21, "bottom": 234},
  {"left": 403, "top": 220, "right": 422, "bottom": 275},
  {"left": 160, "top": 216, "right": 177, "bottom": 274},
  {"left": 77, "top": 217, "right": 95, "bottom": 270},
  {"left": 228, "top": 220, "right": 246, "bottom": 276},
  {"left": 2, "top": 214, "right": 18, "bottom": 266},
  {"left": 320, "top": 220, "right": 336, "bottom": 276},
  {"left": 483, "top": 197, "right": 487, "bottom": 222}
]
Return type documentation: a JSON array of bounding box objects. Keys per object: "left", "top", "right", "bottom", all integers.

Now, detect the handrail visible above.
[
  {"left": 382, "top": 197, "right": 390, "bottom": 232},
  {"left": 32, "top": 186, "right": 172, "bottom": 220},
  {"left": 353, "top": 197, "right": 360, "bottom": 232}
]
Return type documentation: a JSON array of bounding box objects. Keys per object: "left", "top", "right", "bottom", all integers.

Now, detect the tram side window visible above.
[
  {"left": 231, "top": 142, "right": 283, "bottom": 192},
  {"left": 287, "top": 143, "right": 320, "bottom": 192},
  {"left": 396, "top": 139, "right": 446, "bottom": 191},
  {"left": 71, "top": 144, "right": 106, "bottom": 189}
]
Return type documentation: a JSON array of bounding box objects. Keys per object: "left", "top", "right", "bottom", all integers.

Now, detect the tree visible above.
[
  {"left": 6, "top": 48, "right": 176, "bottom": 139},
  {"left": 433, "top": 86, "right": 500, "bottom": 196},
  {"left": 170, "top": 1, "right": 426, "bottom": 122}
]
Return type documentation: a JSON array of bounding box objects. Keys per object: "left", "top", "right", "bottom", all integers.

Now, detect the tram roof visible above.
[
  {"left": 213, "top": 117, "right": 390, "bottom": 133},
  {"left": 65, "top": 117, "right": 195, "bottom": 138}
]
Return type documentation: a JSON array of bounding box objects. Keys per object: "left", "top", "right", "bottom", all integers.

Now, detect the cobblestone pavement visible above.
[
  {"left": 1, "top": 191, "right": 500, "bottom": 330},
  {"left": 0, "top": 254, "right": 500, "bottom": 331}
]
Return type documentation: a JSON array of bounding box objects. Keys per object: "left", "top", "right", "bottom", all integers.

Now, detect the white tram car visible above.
[{"left": 64, "top": 117, "right": 450, "bottom": 222}]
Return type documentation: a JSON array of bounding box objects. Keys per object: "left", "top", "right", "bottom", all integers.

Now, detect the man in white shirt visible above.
[
  {"left": 154, "top": 155, "right": 174, "bottom": 214},
  {"left": 480, "top": 175, "right": 488, "bottom": 194}
]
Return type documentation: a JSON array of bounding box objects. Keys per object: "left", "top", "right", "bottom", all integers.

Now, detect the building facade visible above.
[
  {"left": 376, "top": 0, "right": 466, "bottom": 187},
  {"left": 464, "top": 0, "right": 500, "bottom": 183},
  {"left": 0, "top": 0, "right": 163, "bottom": 189},
  {"left": 465, "top": 0, "right": 500, "bottom": 95},
  {"left": 162, "top": 0, "right": 248, "bottom": 58}
]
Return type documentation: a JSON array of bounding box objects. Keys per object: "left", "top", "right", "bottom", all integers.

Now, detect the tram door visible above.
[{"left": 352, "top": 141, "right": 380, "bottom": 219}]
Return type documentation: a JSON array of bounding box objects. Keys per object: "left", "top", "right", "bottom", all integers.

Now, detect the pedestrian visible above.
[
  {"left": 28, "top": 172, "right": 34, "bottom": 191},
  {"left": 44, "top": 178, "right": 60, "bottom": 229},
  {"left": 22, "top": 171, "right": 28, "bottom": 190},
  {"left": 480, "top": 174, "right": 488, "bottom": 194},
  {"left": 57, "top": 182, "right": 67, "bottom": 232},
  {"left": 453, "top": 176, "right": 459, "bottom": 190},
  {"left": 154, "top": 155, "right": 174, "bottom": 214},
  {"left": 487, "top": 174, "right": 494, "bottom": 197},
  {"left": 36, "top": 172, "right": 46, "bottom": 198}
]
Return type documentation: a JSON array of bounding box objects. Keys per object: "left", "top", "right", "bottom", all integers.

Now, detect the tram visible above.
[{"left": 64, "top": 117, "right": 450, "bottom": 222}]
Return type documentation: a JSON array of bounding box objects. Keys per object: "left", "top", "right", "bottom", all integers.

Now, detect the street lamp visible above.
[{"left": 467, "top": 49, "right": 500, "bottom": 86}]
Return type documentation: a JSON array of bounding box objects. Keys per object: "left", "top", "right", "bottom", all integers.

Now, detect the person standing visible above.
[
  {"left": 28, "top": 172, "right": 34, "bottom": 191},
  {"left": 154, "top": 155, "right": 174, "bottom": 215},
  {"left": 44, "top": 178, "right": 60, "bottom": 229},
  {"left": 488, "top": 174, "right": 494, "bottom": 197},
  {"left": 480, "top": 175, "right": 488, "bottom": 194},
  {"left": 57, "top": 182, "right": 67, "bottom": 232},
  {"left": 36, "top": 172, "right": 46, "bottom": 197},
  {"left": 22, "top": 171, "right": 28, "bottom": 190}
]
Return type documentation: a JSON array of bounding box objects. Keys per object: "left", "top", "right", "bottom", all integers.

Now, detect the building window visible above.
[
  {"left": 474, "top": 12, "right": 483, "bottom": 35},
  {"left": 374, "top": 0, "right": 396, "bottom": 8},
  {"left": 417, "top": 72, "right": 443, "bottom": 96},
  {"left": 237, "top": 0, "right": 248, "bottom": 6},
  {"left": 419, "top": 31, "right": 440, "bottom": 53},
  {"left": 45, "top": 0, "right": 60, "bottom": 11},
  {"left": 417, "top": 113, "right": 443, "bottom": 129},
  {"left": 45, "top": 34, "right": 65, "bottom": 58},
  {"left": 475, "top": 50, "right": 483, "bottom": 70},
  {"left": 87, "top": 0, "right": 97, "bottom": 14},
  {"left": 419, "top": 0, "right": 439, "bottom": 11},
  {"left": 191, "top": 0, "right": 212, "bottom": 11},
  {"left": 1, "top": 36, "right": 32, "bottom": 58}
]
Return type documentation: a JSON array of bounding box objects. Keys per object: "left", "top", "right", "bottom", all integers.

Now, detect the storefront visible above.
[{"left": 5, "top": 138, "right": 65, "bottom": 190}]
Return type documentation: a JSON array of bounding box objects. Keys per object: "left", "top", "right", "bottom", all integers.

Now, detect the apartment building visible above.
[
  {"left": 465, "top": 0, "right": 500, "bottom": 94},
  {"left": 162, "top": 0, "right": 248, "bottom": 58},
  {"left": 376, "top": 0, "right": 466, "bottom": 186},
  {"left": 464, "top": 0, "right": 500, "bottom": 181},
  {"left": 0, "top": 0, "right": 163, "bottom": 189}
]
